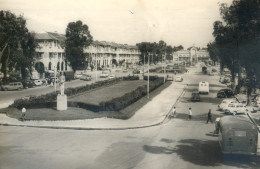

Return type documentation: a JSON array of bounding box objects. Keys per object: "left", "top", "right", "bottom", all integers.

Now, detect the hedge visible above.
[
  {"left": 10, "top": 75, "right": 163, "bottom": 112},
  {"left": 143, "top": 75, "right": 160, "bottom": 81},
  {"left": 99, "top": 77, "right": 164, "bottom": 111},
  {"left": 10, "top": 76, "right": 138, "bottom": 109}
]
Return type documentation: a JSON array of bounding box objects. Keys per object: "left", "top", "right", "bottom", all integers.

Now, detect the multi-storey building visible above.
[
  {"left": 84, "top": 41, "right": 140, "bottom": 68},
  {"left": 34, "top": 32, "right": 70, "bottom": 74},
  {"left": 34, "top": 32, "right": 140, "bottom": 78},
  {"left": 172, "top": 46, "right": 210, "bottom": 64}
]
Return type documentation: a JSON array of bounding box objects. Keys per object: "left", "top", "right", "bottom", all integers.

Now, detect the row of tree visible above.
[
  {"left": 136, "top": 41, "right": 183, "bottom": 64},
  {"left": 208, "top": 0, "right": 260, "bottom": 98}
]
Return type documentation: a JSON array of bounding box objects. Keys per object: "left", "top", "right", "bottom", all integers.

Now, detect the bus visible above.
[
  {"left": 198, "top": 81, "right": 209, "bottom": 94},
  {"left": 217, "top": 116, "right": 258, "bottom": 155}
]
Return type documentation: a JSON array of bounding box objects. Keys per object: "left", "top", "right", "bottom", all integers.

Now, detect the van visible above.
[
  {"left": 198, "top": 81, "right": 209, "bottom": 94},
  {"left": 217, "top": 116, "right": 258, "bottom": 155},
  {"left": 2, "top": 82, "right": 23, "bottom": 91}
]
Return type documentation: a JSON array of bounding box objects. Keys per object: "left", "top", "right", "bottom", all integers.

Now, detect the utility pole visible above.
[
  {"left": 164, "top": 52, "right": 166, "bottom": 84},
  {"left": 147, "top": 53, "right": 150, "bottom": 99},
  {"left": 96, "top": 48, "right": 98, "bottom": 82}
]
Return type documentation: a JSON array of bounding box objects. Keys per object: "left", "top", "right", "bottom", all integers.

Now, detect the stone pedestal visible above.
[{"left": 57, "top": 94, "right": 67, "bottom": 111}]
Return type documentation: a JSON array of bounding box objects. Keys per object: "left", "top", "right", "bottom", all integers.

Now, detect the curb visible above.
[{"left": 0, "top": 84, "right": 186, "bottom": 131}]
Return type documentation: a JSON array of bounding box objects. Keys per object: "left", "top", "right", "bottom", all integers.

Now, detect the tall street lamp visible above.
[{"left": 147, "top": 53, "right": 150, "bottom": 99}]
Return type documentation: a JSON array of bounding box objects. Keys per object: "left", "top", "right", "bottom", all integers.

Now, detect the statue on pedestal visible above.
[{"left": 57, "top": 72, "right": 67, "bottom": 111}]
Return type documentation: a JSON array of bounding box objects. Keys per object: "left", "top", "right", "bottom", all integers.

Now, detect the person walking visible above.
[
  {"left": 207, "top": 109, "right": 213, "bottom": 123},
  {"left": 169, "top": 106, "right": 176, "bottom": 118},
  {"left": 188, "top": 107, "right": 192, "bottom": 120}
]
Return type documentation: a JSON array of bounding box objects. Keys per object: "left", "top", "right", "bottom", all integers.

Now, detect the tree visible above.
[
  {"left": 212, "top": 0, "right": 260, "bottom": 103},
  {"left": 166, "top": 45, "right": 173, "bottom": 60},
  {"left": 65, "top": 20, "right": 93, "bottom": 72},
  {"left": 136, "top": 42, "right": 153, "bottom": 64},
  {"left": 0, "top": 10, "right": 37, "bottom": 83}
]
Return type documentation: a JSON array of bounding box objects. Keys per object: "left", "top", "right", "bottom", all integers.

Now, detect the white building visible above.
[
  {"left": 34, "top": 32, "right": 140, "bottom": 77},
  {"left": 173, "top": 46, "right": 210, "bottom": 64},
  {"left": 84, "top": 41, "right": 140, "bottom": 68},
  {"left": 34, "top": 32, "right": 70, "bottom": 74}
]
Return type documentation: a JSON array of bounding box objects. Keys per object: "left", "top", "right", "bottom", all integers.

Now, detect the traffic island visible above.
[{"left": 0, "top": 78, "right": 171, "bottom": 121}]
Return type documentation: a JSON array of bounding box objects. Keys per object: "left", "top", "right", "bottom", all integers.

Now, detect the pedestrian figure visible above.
[
  {"left": 207, "top": 109, "right": 213, "bottom": 123},
  {"left": 169, "top": 106, "right": 176, "bottom": 118},
  {"left": 21, "top": 107, "right": 26, "bottom": 121},
  {"left": 188, "top": 107, "right": 192, "bottom": 120}
]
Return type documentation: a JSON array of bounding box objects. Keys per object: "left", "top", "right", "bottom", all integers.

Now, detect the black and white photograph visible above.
[{"left": 0, "top": 0, "right": 260, "bottom": 168}]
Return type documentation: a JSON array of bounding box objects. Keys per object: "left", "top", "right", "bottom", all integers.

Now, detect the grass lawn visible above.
[
  {"left": 0, "top": 81, "right": 171, "bottom": 121},
  {"left": 69, "top": 80, "right": 147, "bottom": 105}
]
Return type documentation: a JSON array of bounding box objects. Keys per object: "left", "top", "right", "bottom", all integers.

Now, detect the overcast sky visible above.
[{"left": 0, "top": 0, "right": 232, "bottom": 49}]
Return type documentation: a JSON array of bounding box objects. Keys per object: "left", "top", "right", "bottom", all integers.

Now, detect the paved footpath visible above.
[{"left": 0, "top": 82, "right": 185, "bottom": 130}]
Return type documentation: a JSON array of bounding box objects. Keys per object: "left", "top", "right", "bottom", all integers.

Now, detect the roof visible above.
[
  {"left": 219, "top": 116, "right": 256, "bottom": 131},
  {"left": 92, "top": 40, "right": 138, "bottom": 49},
  {"left": 35, "top": 32, "right": 139, "bottom": 49},
  {"left": 34, "top": 32, "right": 65, "bottom": 43}
]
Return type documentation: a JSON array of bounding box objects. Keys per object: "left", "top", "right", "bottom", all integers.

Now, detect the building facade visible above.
[
  {"left": 172, "top": 46, "right": 210, "bottom": 64},
  {"left": 34, "top": 32, "right": 140, "bottom": 77},
  {"left": 34, "top": 32, "right": 70, "bottom": 74},
  {"left": 84, "top": 41, "right": 140, "bottom": 68}
]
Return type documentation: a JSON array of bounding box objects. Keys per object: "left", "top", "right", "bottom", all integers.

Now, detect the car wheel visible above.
[{"left": 4, "top": 87, "right": 8, "bottom": 91}]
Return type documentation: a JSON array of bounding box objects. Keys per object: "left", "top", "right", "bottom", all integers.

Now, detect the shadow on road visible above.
[{"left": 143, "top": 139, "right": 260, "bottom": 167}]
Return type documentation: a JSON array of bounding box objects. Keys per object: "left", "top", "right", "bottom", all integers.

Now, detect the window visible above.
[
  {"left": 48, "top": 62, "right": 52, "bottom": 70},
  {"left": 49, "top": 52, "right": 53, "bottom": 59}
]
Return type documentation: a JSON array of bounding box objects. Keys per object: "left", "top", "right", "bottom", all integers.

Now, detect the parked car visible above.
[
  {"left": 79, "top": 74, "right": 92, "bottom": 81},
  {"left": 218, "top": 98, "right": 238, "bottom": 111},
  {"left": 22, "top": 80, "right": 36, "bottom": 88},
  {"left": 191, "top": 93, "right": 200, "bottom": 102},
  {"left": 122, "top": 69, "right": 128, "bottom": 73},
  {"left": 167, "top": 75, "right": 174, "bottom": 81},
  {"left": 175, "top": 76, "right": 183, "bottom": 82},
  {"left": 50, "top": 77, "right": 60, "bottom": 83},
  {"left": 223, "top": 103, "right": 256, "bottom": 115},
  {"left": 132, "top": 69, "right": 140, "bottom": 74},
  {"left": 100, "top": 72, "right": 109, "bottom": 78},
  {"left": 108, "top": 74, "right": 116, "bottom": 79},
  {"left": 217, "top": 89, "right": 234, "bottom": 98},
  {"left": 34, "top": 79, "right": 43, "bottom": 86},
  {"left": 1, "top": 82, "right": 23, "bottom": 91},
  {"left": 224, "top": 103, "right": 244, "bottom": 115},
  {"left": 212, "top": 68, "right": 217, "bottom": 72},
  {"left": 74, "top": 70, "right": 85, "bottom": 79}
]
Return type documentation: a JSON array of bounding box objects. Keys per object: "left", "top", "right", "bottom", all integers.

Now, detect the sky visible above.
[{"left": 0, "top": 0, "right": 233, "bottom": 49}]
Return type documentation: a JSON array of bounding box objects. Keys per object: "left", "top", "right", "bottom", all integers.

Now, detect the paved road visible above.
[{"left": 0, "top": 64, "right": 259, "bottom": 169}]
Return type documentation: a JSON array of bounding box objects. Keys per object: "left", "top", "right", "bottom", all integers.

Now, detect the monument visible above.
[{"left": 57, "top": 72, "right": 67, "bottom": 110}]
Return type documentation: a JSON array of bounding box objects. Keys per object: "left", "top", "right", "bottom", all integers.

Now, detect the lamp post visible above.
[
  {"left": 96, "top": 47, "right": 98, "bottom": 82},
  {"left": 147, "top": 53, "right": 150, "bottom": 99},
  {"left": 54, "top": 65, "right": 56, "bottom": 92},
  {"left": 164, "top": 52, "right": 166, "bottom": 84}
]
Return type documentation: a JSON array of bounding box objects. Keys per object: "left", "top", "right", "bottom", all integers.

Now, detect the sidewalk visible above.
[{"left": 0, "top": 83, "right": 185, "bottom": 130}]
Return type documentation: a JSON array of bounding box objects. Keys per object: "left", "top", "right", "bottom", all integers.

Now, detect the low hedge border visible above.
[
  {"left": 10, "top": 76, "right": 139, "bottom": 109},
  {"left": 99, "top": 77, "right": 164, "bottom": 111}
]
